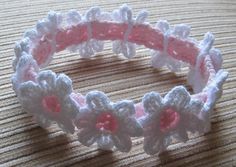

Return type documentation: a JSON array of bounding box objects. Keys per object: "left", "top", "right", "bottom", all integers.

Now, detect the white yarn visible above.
[
  {"left": 75, "top": 90, "right": 142, "bottom": 152},
  {"left": 187, "top": 32, "right": 215, "bottom": 93},
  {"left": 66, "top": 9, "right": 82, "bottom": 26},
  {"left": 209, "top": 48, "right": 223, "bottom": 71},
  {"left": 67, "top": 7, "right": 111, "bottom": 58},
  {"left": 36, "top": 11, "right": 62, "bottom": 36},
  {"left": 12, "top": 53, "right": 39, "bottom": 92},
  {"left": 203, "top": 69, "right": 228, "bottom": 112},
  {"left": 172, "top": 24, "right": 191, "bottom": 39},
  {"left": 120, "top": 5, "right": 133, "bottom": 42},
  {"left": 198, "top": 69, "right": 228, "bottom": 132},
  {"left": 33, "top": 11, "right": 61, "bottom": 67},
  {"left": 85, "top": 7, "right": 100, "bottom": 40},
  {"left": 13, "top": 38, "right": 31, "bottom": 71},
  {"left": 112, "top": 4, "right": 148, "bottom": 59},
  {"left": 162, "top": 22, "right": 170, "bottom": 55},
  {"left": 151, "top": 20, "right": 185, "bottom": 72},
  {"left": 142, "top": 86, "right": 204, "bottom": 154},
  {"left": 13, "top": 11, "right": 62, "bottom": 69},
  {"left": 197, "top": 32, "right": 215, "bottom": 68},
  {"left": 24, "top": 29, "right": 39, "bottom": 42},
  {"left": 18, "top": 70, "right": 78, "bottom": 133}
]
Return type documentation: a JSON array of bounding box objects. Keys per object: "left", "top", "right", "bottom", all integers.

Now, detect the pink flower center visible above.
[
  {"left": 95, "top": 112, "right": 118, "bottom": 133},
  {"left": 42, "top": 95, "right": 61, "bottom": 113},
  {"left": 160, "top": 108, "right": 180, "bottom": 133}
]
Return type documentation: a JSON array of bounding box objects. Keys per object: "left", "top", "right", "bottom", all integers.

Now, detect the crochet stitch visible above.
[{"left": 12, "top": 4, "right": 228, "bottom": 155}]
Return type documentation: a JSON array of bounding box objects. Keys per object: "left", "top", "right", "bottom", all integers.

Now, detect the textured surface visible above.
[{"left": 0, "top": 0, "right": 235, "bottom": 166}]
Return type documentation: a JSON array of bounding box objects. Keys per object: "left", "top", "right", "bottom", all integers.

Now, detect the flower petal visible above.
[
  {"left": 162, "top": 135, "right": 172, "bottom": 150},
  {"left": 187, "top": 99, "right": 204, "bottom": 114},
  {"left": 86, "top": 91, "right": 111, "bottom": 112},
  {"left": 121, "top": 42, "right": 136, "bottom": 59},
  {"left": 142, "top": 91, "right": 163, "bottom": 114},
  {"left": 37, "top": 70, "right": 56, "bottom": 93},
  {"left": 57, "top": 116, "right": 75, "bottom": 134},
  {"left": 78, "top": 128, "right": 98, "bottom": 147},
  {"left": 156, "top": 20, "right": 170, "bottom": 33},
  {"left": 139, "top": 115, "right": 154, "bottom": 136},
  {"left": 151, "top": 51, "right": 168, "bottom": 69},
  {"left": 122, "top": 117, "right": 143, "bottom": 137},
  {"left": 19, "top": 81, "right": 42, "bottom": 100},
  {"left": 112, "top": 40, "right": 122, "bottom": 55},
  {"left": 13, "top": 53, "right": 39, "bottom": 88},
  {"left": 182, "top": 112, "right": 205, "bottom": 134},
  {"left": 135, "top": 10, "right": 148, "bottom": 24},
  {"left": 18, "top": 81, "right": 43, "bottom": 115},
  {"left": 34, "top": 115, "right": 52, "bottom": 128},
  {"left": 164, "top": 86, "right": 190, "bottom": 111},
  {"left": 56, "top": 73, "right": 73, "bottom": 97},
  {"left": 91, "top": 39, "right": 104, "bottom": 52},
  {"left": 62, "top": 96, "right": 79, "bottom": 118},
  {"left": 174, "top": 127, "right": 189, "bottom": 142},
  {"left": 113, "top": 100, "right": 135, "bottom": 117},
  {"left": 172, "top": 24, "right": 190, "bottom": 39},
  {"left": 78, "top": 42, "right": 94, "bottom": 58},
  {"left": 74, "top": 108, "right": 96, "bottom": 129},
  {"left": 112, "top": 41, "right": 136, "bottom": 59},
  {"left": 97, "top": 134, "right": 114, "bottom": 150},
  {"left": 66, "top": 10, "right": 81, "bottom": 26},
  {"left": 143, "top": 134, "right": 163, "bottom": 155},
  {"left": 112, "top": 133, "right": 132, "bottom": 152},
  {"left": 166, "top": 55, "right": 182, "bottom": 72}
]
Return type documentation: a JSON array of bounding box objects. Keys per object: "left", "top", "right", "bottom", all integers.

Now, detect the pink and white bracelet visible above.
[{"left": 12, "top": 5, "right": 228, "bottom": 155}]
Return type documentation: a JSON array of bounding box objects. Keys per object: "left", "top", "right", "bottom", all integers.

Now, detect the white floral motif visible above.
[
  {"left": 18, "top": 70, "right": 79, "bottom": 133},
  {"left": 187, "top": 32, "right": 216, "bottom": 93},
  {"left": 13, "top": 38, "right": 31, "bottom": 71},
  {"left": 142, "top": 86, "right": 204, "bottom": 155},
  {"left": 204, "top": 70, "right": 228, "bottom": 110},
  {"left": 13, "top": 11, "right": 62, "bottom": 69},
  {"left": 36, "top": 11, "right": 62, "bottom": 36},
  {"left": 68, "top": 7, "right": 112, "bottom": 58},
  {"left": 12, "top": 53, "right": 39, "bottom": 92},
  {"left": 66, "top": 10, "right": 82, "bottom": 26},
  {"left": 199, "top": 69, "right": 228, "bottom": 132},
  {"left": 26, "top": 11, "right": 62, "bottom": 68},
  {"left": 112, "top": 4, "right": 148, "bottom": 58},
  {"left": 74, "top": 91, "right": 143, "bottom": 152},
  {"left": 151, "top": 21, "right": 188, "bottom": 72}
]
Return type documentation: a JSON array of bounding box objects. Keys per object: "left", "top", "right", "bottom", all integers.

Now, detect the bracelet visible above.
[{"left": 11, "top": 4, "right": 228, "bottom": 155}]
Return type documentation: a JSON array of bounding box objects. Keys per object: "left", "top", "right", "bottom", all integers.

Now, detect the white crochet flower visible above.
[
  {"left": 13, "top": 11, "right": 62, "bottom": 70},
  {"left": 18, "top": 70, "right": 79, "bottom": 133},
  {"left": 36, "top": 11, "right": 62, "bottom": 36},
  {"left": 13, "top": 38, "right": 31, "bottom": 71},
  {"left": 112, "top": 5, "right": 148, "bottom": 58},
  {"left": 142, "top": 86, "right": 204, "bottom": 155},
  {"left": 187, "top": 32, "right": 216, "bottom": 93},
  {"left": 27, "top": 11, "right": 62, "bottom": 67},
  {"left": 12, "top": 53, "right": 39, "bottom": 92},
  {"left": 74, "top": 91, "right": 143, "bottom": 152},
  {"left": 66, "top": 9, "right": 82, "bottom": 26},
  {"left": 68, "top": 7, "right": 111, "bottom": 58},
  {"left": 204, "top": 70, "right": 228, "bottom": 109},
  {"left": 172, "top": 24, "right": 191, "bottom": 39},
  {"left": 199, "top": 69, "right": 228, "bottom": 132},
  {"left": 151, "top": 50, "right": 182, "bottom": 72},
  {"left": 151, "top": 21, "right": 188, "bottom": 72}
]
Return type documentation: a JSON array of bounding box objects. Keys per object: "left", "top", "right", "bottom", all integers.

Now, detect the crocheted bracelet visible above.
[{"left": 12, "top": 5, "right": 228, "bottom": 155}]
